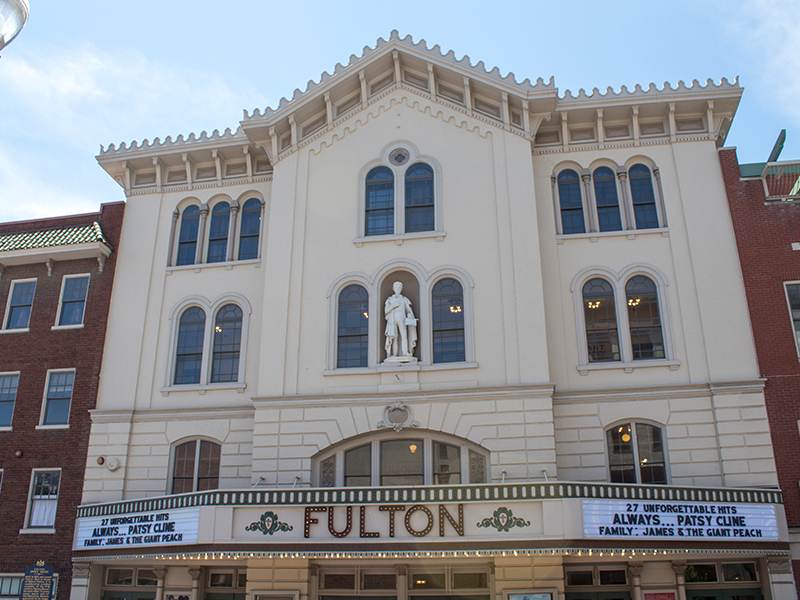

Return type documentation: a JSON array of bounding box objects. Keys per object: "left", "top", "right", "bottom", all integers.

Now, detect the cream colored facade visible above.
[{"left": 72, "top": 33, "right": 795, "bottom": 600}]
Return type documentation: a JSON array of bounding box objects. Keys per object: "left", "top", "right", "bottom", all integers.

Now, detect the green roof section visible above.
[
  {"left": 740, "top": 162, "right": 765, "bottom": 178},
  {"left": 0, "top": 221, "right": 107, "bottom": 253}
]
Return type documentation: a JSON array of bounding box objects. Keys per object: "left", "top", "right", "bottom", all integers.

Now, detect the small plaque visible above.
[{"left": 21, "top": 562, "right": 56, "bottom": 600}]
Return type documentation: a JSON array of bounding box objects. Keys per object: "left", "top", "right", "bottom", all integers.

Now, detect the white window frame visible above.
[
  {"left": 0, "top": 574, "right": 25, "bottom": 600},
  {"left": 37, "top": 368, "right": 75, "bottom": 429},
  {"left": 20, "top": 467, "right": 61, "bottom": 534},
  {"left": 204, "top": 197, "right": 234, "bottom": 264},
  {"left": 166, "top": 437, "right": 223, "bottom": 495},
  {"left": 783, "top": 281, "right": 800, "bottom": 358},
  {"left": 171, "top": 201, "right": 203, "bottom": 267},
  {"left": 0, "top": 371, "right": 20, "bottom": 431},
  {"left": 2, "top": 278, "right": 37, "bottom": 333},
  {"left": 53, "top": 273, "right": 91, "bottom": 330},
  {"left": 0, "top": 469, "right": 4, "bottom": 493},
  {"left": 235, "top": 196, "right": 266, "bottom": 261},
  {"left": 603, "top": 420, "right": 671, "bottom": 485}
]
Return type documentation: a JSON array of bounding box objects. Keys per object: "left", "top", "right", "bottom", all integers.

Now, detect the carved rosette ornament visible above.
[
  {"left": 476, "top": 507, "right": 531, "bottom": 532},
  {"left": 377, "top": 401, "right": 419, "bottom": 431},
  {"left": 245, "top": 511, "right": 294, "bottom": 535}
]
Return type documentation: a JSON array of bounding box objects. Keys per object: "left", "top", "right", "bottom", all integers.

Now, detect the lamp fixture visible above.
[{"left": 587, "top": 300, "right": 601, "bottom": 310}]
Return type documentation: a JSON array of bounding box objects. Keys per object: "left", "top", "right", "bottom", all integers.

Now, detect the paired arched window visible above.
[
  {"left": 606, "top": 421, "right": 667, "bottom": 484},
  {"left": 171, "top": 439, "right": 221, "bottom": 493},
  {"left": 206, "top": 202, "right": 231, "bottom": 263},
  {"left": 176, "top": 205, "right": 200, "bottom": 266},
  {"left": 557, "top": 169, "right": 585, "bottom": 234},
  {"left": 238, "top": 198, "right": 262, "bottom": 260},
  {"left": 592, "top": 167, "right": 622, "bottom": 232},
  {"left": 404, "top": 163, "right": 435, "bottom": 233},
  {"left": 365, "top": 167, "right": 395, "bottom": 236},
  {"left": 431, "top": 278, "right": 465, "bottom": 363},
  {"left": 579, "top": 273, "right": 667, "bottom": 365},
  {"left": 336, "top": 284, "right": 369, "bottom": 368},
  {"left": 172, "top": 302, "right": 245, "bottom": 386},
  {"left": 629, "top": 164, "right": 659, "bottom": 229}
]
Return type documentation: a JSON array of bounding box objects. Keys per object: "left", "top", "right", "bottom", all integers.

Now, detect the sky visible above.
[{"left": 0, "top": 0, "right": 799, "bottom": 221}]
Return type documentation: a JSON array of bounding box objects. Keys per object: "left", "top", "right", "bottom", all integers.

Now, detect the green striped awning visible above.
[{"left": 0, "top": 222, "right": 107, "bottom": 253}]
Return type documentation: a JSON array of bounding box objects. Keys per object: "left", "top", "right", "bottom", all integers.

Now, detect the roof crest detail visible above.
[
  {"left": 560, "top": 76, "right": 741, "bottom": 101},
  {"left": 99, "top": 126, "right": 246, "bottom": 156}
]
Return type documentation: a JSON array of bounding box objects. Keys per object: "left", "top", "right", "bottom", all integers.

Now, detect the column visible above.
[
  {"left": 617, "top": 168, "right": 634, "bottom": 229},
  {"left": 168, "top": 210, "right": 179, "bottom": 266},
  {"left": 189, "top": 568, "right": 203, "bottom": 600},
  {"left": 196, "top": 204, "right": 209, "bottom": 264},
  {"left": 154, "top": 568, "right": 167, "bottom": 600},
  {"left": 628, "top": 563, "right": 643, "bottom": 600},
  {"left": 652, "top": 167, "right": 668, "bottom": 227},
  {"left": 69, "top": 563, "right": 91, "bottom": 600},
  {"left": 581, "top": 170, "right": 596, "bottom": 232},
  {"left": 227, "top": 200, "right": 240, "bottom": 262},
  {"left": 672, "top": 562, "right": 687, "bottom": 600},
  {"left": 767, "top": 557, "right": 798, "bottom": 600}
]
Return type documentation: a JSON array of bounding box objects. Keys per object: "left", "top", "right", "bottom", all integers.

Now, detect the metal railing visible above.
[{"left": 763, "top": 160, "right": 800, "bottom": 201}]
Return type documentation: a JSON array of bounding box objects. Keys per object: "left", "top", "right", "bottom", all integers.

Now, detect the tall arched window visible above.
[
  {"left": 337, "top": 285, "right": 369, "bottom": 368},
  {"left": 238, "top": 198, "right": 262, "bottom": 260},
  {"left": 174, "top": 307, "right": 205, "bottom": 385},
  {"left": 405, "top": 162, "right": 435, "bottom": 233},
  {"left": 629, "top": 164, "right": 659, "bottom": 229},
  {"left": 431, "top": 278, "right": 465, "bottom": 363},
  {"left": 582, "top": 278, "right": 620, "bottom": 362},
  {"left": 593, "top": 167, "right": 622, "bottom": 232},
  {"left": 626, "top": 275, "right": 665, "bottom": 360},
  {"left": 171, "top": 439, "right": 221, "bottom": 493},
  {"left": 557, "top": 169, "right": 585, "bottom": 234},
  {"left": 365, "top": 166, "right": 394, "bottom": 236},
  {"left": 176, "top": 205, "right": 200, "bottom": 266},
  {"left": 210, "top": 304, "right": 243, "bottom": 383},
  {"left": 206, "top": 202, "right": 231, "bottom": 263},
  {"left": 606, "top": 422, "right": 667, "bottom": 484}
]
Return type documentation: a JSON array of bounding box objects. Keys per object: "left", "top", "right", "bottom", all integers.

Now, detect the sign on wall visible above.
[
  {"left": 73, "top": 508, "right": 199, "bottom": 549},
  {"left": 21, "top": 562, "right": 56, "bottom": 600},
  {"left": 582, "top": 499, "right": 778, "bottom": 541}
]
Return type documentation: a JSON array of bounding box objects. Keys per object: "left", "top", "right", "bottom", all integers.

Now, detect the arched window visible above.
[
  {"left": 431, "top": 278, "right": 465, "bottom": 363},
  {"left": 210, "top": 304, "right": 243, "bottom": 383},
  {"left": 238, "top": 198, "right": 262, "bottom": 260},
  {"left": 557, "top": 169, "right": 585, "bottom": 234},
  {"left": 404, "top": 162, "right": 435, "bottom": 233},
  {"left": 171, "top": 439, "right": 221, "bottom": 493},
  {"left": 206, "top": 202, "right": 230, "bottom": 263},
  {"left": 606, "top": 422, "right": 667, "bottom": 484},
  {"left": 626, "top": 275, "right": 665, "bottom": 360},
  {"left": 593, "top": 167, "right": 622, "bottom": 232},
  {"left": 176, "top": 205, "right": 200, "bottom": 266},
  {"left": 336, "top": 284, "right": 369, "bottom": 369},
  {"left": 174, "top": 307, "right": 205, "bottom": 385},
  {"left": 365, "top": 166, "right": 394, "bottom": 236},
  {"left": 629, "top": 164, "right": 659, "bottom": 229},
  {"left": 582, "top": 278, "right": 620, "bottom": 362}
]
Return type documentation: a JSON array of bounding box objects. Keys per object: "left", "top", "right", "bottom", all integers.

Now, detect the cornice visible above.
[
  {"left": 558, "top": 77, "right": 742, "bottom": 108},
  {"left": 98, "top": 127, "right": 247, "bottom": 161},
  {"left": 554, "top": 379, "right": 765, "bottom": 404},
  {"left": 90, "top": 406, "right": 254, "bottom": 423},
  {"left": 533, "top": 133, "right": 717, "bottom": 156},
  {"left": 125, "top": 173, "right": 273, "bottom": 198}
]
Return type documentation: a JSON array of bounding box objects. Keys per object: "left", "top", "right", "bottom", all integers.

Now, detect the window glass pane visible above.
[
  {"left": 432, "top": 278, "right": 465, "bottom": 363},
  {"left": 211, "top": 304, "right": 243, "bottom": 383},
  {"left": 29, "top": 470, "right": 60, "bottom": 527},
  {"left": 593, "top": 167, "right": 623, "bottom": 232},
  {"left": 468, "top": 449, "right": 487, "bottom": 484},
  {"left": 320, "top": 454, "right": 337, "bottom": 487},
  {"left": 405, "top": 163, "right": 435, "bottom": 233},
  {"left": 629, "top": 164, "right": 659, "bottom": 229},
  {"left": 136, "top": 570, "right": 158, "bottom": 587},
  {"left": 452, "top": 572, "right": 487, "bottom": 589},
  {"left": 0, "top": 576, "right": 23, "bottom": 597},
  {"left": 337, "top": 285, "right": 369, "bottom": 368},
  {"left": 381, "top": 439, "right": 423, "bottom": 486},
  {"left": 209, "top": 573, "right": 234, "bottom": 588},
  {"left": 238, "top": 198, "right": 262, "bottom": 260},
  {"left": 411, "top": 574, "right": 445, "bottom": 590},
  {"left": 721, "top": 563, "right": 757, "bottom": 582},
  {"left": 344, "top": 444, "right": 371, "bottom": 487},
  {"left": 636, "top": 423, "right": 667, "bottom": 484},
  {"left": 174, "top": 307, "right": 205, "bottom": 385},
  {"left": 207, "top": 202, "right": 231, "bottom": 263},
  {"left": 787, "top": 284, "right": 800, "bottom": 354},
  {"left": 599, "top": 570, "right": 627, "bottom": 585},
  {"left": 558, "top": 170, "right": 585, "bottom": 234},
  {"left": 685, "top": 565, "right": 718, "bottom": 583},
  {"left": 583, "top": 278, "right": 620, "bottom": 362},
  {"left": 607, "top": 423, "right": 636, "bottom": 483},
  {"left": 237, "top": 572, "right": 247, "bottom": 589},
  {"left": 106, "top": 570, "right": 135, "bottom": 586},
  {"left": 363, "top": 574, "right": 396, "bottom": 590},
  {"left": 433, "top": 441, "right": 461, "bottom": 484},
  {"left": 43, "top": 371, "right": 74, "bottom": 425},
  {"left": 626, "top": 276, "right": 665, "bottom": 360},
  {"left": 172, "top": 441, "right": 196, "bottom": 494},
  {"left": 197, "top": 440, "right": 221, "bottom": 491},
  {"left": 0, "top": 373, "right": 19, "bottom": 427},
  {"left": 365, "top": 167, "right": 394, "bottom": 236},
  {"left": 6, "top": 280, "right": 36, "bottom": 329},
  {"left": 177, "top": 205, "right": 200, "bottom": 266},
  {"left": 59, "top": 276, "right": 90, "bottom": 326},
  {"left": 322, "top": 573, "right": 356, "bottom": 590},
  {"left": 566, "top": 571, "right": 594, "bottom": 586}
]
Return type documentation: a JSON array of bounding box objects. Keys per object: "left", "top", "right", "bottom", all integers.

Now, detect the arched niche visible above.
[{"left": 379, "top": 269, "right": 421, "bottom": 363}]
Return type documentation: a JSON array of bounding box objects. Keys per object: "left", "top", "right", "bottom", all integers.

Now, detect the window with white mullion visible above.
[{"left": 27, "top": 469, "right": 60, "bottom": 528}]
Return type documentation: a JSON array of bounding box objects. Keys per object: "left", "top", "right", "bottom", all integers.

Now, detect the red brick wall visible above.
[{"left": 0, "top": 202, "right": 124, "bottom": 600}]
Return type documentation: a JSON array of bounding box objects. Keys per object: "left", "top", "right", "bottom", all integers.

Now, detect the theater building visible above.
[
  {"left": 0, "top": 202, "right": 124, "bottom": 600},
  {"left": 71, "top": 33, "right": 796, "bottom": 600}
]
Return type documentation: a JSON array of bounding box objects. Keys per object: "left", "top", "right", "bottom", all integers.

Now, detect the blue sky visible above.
[{"left": 1, "top": 0, "right": 798, "bottom": 220}]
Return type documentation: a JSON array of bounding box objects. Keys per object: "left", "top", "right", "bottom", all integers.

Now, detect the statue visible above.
[{"left": 383, "top": 281, "right": 418, "bottom": 363}]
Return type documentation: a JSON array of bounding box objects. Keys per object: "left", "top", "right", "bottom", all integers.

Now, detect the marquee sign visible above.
[
  {"left": 73, "top": 508, "right": 200, "bottom": 549},
  {"left": 582, "top": 499, "right": 779, "bottom": 541}
]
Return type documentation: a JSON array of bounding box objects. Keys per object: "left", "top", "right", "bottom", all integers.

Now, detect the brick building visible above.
[
  {"left": 0, "top": 202, "right": 124, "bottom": 600},
  {"left": 720, "top": 138, "right": 800, "bottom": 589}
]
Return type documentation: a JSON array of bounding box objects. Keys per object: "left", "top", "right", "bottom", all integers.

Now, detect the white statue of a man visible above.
[{"left": 384, "top": 281, "right": 418, "bottom": 362}]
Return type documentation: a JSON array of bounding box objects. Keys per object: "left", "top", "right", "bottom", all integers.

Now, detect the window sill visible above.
[
  {"left": 353, "top": 231, "right": 446, "bottom": 246},
  {"left": 324, "top": 361, "right": 479, "bottom": 376},
  {"left": 51, "top": 324, "right": 84, "bottom": 331},
  {"left": 161, "top": 382, "right": 247, "bottom": 395},
  {"left": 35, "top": 424, "right": 70, "bottom": 430},
  {"left": 166, "top": 258, "right": 260, "bottom": 274},
  {"left": 0, "top": 426, "right": 12, "bottom": 432},
  {"left": 0, "top": 328, "right": 29, "bottom": 335},
  {"left": 577, "top": 359, "right": 680, "bottom": 375},
  {"left": 19, "top": 528, "right": 55, "bottom": 535},
  {"left": 556, "top": 227, "right": 669, "bottom": 244}
]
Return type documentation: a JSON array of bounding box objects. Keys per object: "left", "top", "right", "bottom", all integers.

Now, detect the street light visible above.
[{"left": 0, "top": 0, "right": 29, "bottom": 53}]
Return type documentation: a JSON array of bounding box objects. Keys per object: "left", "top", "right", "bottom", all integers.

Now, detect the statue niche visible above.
[{"left": 381, "top": 274, "right": 419, "bottom": 364}]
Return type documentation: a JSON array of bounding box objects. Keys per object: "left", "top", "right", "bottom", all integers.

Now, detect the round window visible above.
[{"left": 389, "top": 148, "right": 410, "bottom": 166}]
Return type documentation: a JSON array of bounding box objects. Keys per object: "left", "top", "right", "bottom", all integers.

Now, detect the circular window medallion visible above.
[{"left": 389, "top": 148, "right": 410, "bottom": 166}]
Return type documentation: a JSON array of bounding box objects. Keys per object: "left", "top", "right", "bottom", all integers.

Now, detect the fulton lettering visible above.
[{"left": 303, "top": 504, "right": 465, "bottom": 539}]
